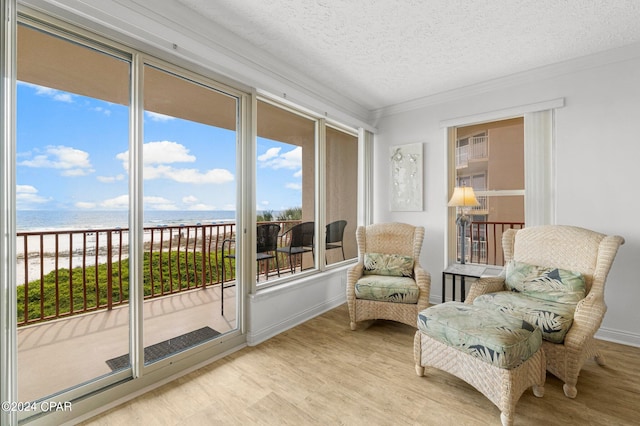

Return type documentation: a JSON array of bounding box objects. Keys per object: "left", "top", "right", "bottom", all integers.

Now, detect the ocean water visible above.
[{"left": 17, "top": 210, "right": 237, "bottom": 232}]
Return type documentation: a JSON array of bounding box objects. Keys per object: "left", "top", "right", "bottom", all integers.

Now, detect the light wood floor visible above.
[{"left": 81, "top": 304, "right": 640, "bottom": 425}]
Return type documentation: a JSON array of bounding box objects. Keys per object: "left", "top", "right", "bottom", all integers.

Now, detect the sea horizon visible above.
[{"left": 17, "top": 209, "right": 239, "bottom": 232}]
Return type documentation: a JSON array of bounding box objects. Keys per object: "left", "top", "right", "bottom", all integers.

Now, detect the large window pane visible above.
[
  {"left": 16, "top": 24, "right": 130, "bottom": 401},
  {"left": 453, "top": 118, "right": 525, "bottom": 265},
  {"left": 256, "top": 100, "right": 316, "bottom": 279},
  {"left": 325, "top": 126, "right": 357, "bottom": 265},
  {"left": 142, "top": 64, "right": 238, "bottom": 365}
]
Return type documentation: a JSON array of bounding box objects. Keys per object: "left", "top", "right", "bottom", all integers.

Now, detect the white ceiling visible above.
[{"left": 174, "top": 0, "right": 640, "bottom": 112}]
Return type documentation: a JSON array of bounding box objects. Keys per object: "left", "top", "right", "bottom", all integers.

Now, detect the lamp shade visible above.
[{"left": 448, "top": 186, "right": 480, "bottom": 207}]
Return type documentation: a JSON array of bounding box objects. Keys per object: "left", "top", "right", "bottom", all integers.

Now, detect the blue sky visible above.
[{"left": 16, "top": 82, "right": 302, "bottom": 213}]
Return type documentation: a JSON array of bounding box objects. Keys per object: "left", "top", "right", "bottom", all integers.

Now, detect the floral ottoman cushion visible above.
[
  {"left": 473, "top": 292, "right": 577, "bottom": 344},
  {"left": 417, "top": 302, "right": 542, "bottom": 369}
]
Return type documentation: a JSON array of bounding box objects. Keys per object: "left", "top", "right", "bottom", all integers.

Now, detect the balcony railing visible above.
[
  {"left": 16, "top": 220, "right": 299, "bottom": 326},
  {"left": 456, "top": 221, "right": 525, "bottom": 265},
  {"left": 455, "top": 135, "right": 488, "bottom": 168}
]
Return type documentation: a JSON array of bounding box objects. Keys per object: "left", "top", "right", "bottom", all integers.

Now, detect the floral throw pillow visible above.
[
  {"left": 363, "top": 253, "right": 414, "bottom": 277},
  {"left": 505, "top": 260, "right": 586, "bottom": 304}
]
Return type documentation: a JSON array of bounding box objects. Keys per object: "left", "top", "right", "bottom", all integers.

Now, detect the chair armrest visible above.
[
  {"left": 465, "top": 276, "right": 507, "bottom": 304},
  {"left": 563, "top": 292, "right": 606, "bottom": 349},
  {"left": 346, "top": 262, "right": 364, "bottom": 294},
  {"left": 414, "top": 263, "right": 431, "bottom": 310}
]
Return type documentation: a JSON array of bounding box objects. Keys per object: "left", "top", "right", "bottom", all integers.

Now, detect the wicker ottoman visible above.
[{"left": 414, "top": 302, "right": 545, "bottom": 426}]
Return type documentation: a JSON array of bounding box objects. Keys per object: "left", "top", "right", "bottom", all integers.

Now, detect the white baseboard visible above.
[
  {"left": 596, "top": 327, "right": 640, "bottom": 348},
  {"left": 247, "top": 293, "right": 346, "bottom": 346}
]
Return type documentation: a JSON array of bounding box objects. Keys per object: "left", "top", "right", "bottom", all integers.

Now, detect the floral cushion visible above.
[
  {"left": 417, "top": 302, "right": 541, "bottom": 369},
  {"left": 354, "top": 275, "right": 419, "bottom": 304},
  {"left": 363, "top": 252, "right": 414, "bottom": 277},
  {"left": 473, "top": 292, "right": 577, "bottom": 343},
  {"left": 505, "top": 260, "right": 586, "bottom": 304}
]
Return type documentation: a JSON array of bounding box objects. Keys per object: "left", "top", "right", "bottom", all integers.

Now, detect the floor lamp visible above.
[{"left": 448, "top": 186, "right": 480, "bottom": 264}]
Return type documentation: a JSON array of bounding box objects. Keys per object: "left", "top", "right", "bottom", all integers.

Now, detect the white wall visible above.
[
  {"left": 374, "top": 53, "right": 640, "bottom": 347},
  {"left": 247, "top": 267, "right": 348, "bottom": 345}
]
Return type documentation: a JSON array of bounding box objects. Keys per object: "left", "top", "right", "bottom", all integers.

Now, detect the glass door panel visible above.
[
  {"left": 142, "top": 64, "right": 238, "bottom": 365},
  {"left": 16, "top": 24, "right": 131, "bottom": 401}
]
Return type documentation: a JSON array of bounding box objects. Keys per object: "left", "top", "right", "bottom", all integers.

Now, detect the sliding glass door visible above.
[
  {"left": 141, "top": 63, "right": 239, "bottom": 366},
  {"left": 16, "top": 22, "right": 131, "bottom": 401}
]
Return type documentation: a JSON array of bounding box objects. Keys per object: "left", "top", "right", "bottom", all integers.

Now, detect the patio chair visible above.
[
  {"left": 221, "top": 223, "right": 281, "bottom": 315},
  {"left": 276, "top": 221, "right": 315, "bottom": 273},
  {"left": 347, "top": 222, "right": 431, "bottom": 330},
  {"left": 465, "top": 225, "right": 625, "bottom": 398},
  {"left": 325, "top": 220, "right": 347, "bottom": 261}
]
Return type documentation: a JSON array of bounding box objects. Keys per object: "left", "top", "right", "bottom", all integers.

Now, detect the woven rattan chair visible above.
[
  {"left": 465, "top": 225, "right": 624, "bottom": 398},
  {"left": 347, "top": 222, "right": 431, "bottom": 330}
]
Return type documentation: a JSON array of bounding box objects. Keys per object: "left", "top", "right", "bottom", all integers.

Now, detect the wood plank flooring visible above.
[{"left": 80, "top": 304, "right": 640, "bottom": 425}]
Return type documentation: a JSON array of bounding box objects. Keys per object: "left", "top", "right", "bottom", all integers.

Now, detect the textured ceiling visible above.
[{"left": 176, "top": 0, "right": 640, "bottom": 111}]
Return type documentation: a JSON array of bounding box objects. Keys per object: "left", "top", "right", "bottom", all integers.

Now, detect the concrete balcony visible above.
[{"left": 17, "top": 284, "right": 236, "bottom": 402}]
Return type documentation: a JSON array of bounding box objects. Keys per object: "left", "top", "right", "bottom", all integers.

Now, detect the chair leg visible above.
[{"left": 221, "top": 258, "right": 225, "bottom": 316}]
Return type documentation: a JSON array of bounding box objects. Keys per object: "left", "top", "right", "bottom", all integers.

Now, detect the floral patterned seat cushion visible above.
[
  {"left": 354, "top": 275, "right": 419, "bottom": 304},
  {"left": 505, "top": 260, "right": 586, "bottom": 304},
  {"left": 473, "top": 292, "right": 577, "bottom": 344},
  {"left": 417, "top": 302, "right": 542, "bottom": 369},
  {"left": 363, "top": 253, "right": 414, "bottom": 277}
]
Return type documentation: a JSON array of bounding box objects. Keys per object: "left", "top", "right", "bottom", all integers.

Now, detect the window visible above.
[
  {"left": 452, "top": 118, "right": 525, "bottom": 265},
  {"left": 325, "top": 125, "right": 358, "bottom": 265},
  {"left": 256, "top": 99, "right": 317, "bottom": 278}
]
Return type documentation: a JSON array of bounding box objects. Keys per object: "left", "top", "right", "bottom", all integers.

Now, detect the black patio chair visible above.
[
  {"left": 276, "top": 221, "right": 315, "bottom": 274},
  {"left": 221, "top": 223, "right": 281, "bottom": 315},
  {"left": 325, "top": 220, "right": 347, "bottom": 261}
]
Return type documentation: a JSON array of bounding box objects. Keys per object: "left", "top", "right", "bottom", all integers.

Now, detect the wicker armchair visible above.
[
  {"left": 347, "top": 222, "right": 431, "bottom": 330},
  {"left": 465, "top": 225, "right": 624, "bottom": 398}
]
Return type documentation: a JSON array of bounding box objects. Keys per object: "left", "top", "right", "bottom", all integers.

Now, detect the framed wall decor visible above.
[{"left": 390, "top": 142, "right": 423, "bottom": 211}]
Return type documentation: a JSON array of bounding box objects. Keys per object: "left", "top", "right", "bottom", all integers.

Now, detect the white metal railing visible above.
[
  {"left": 468, "top": 195, "right": 488, "bottom": 213},
  {"left": 455, "top": 135, "right": 488, "bottom": 168}
]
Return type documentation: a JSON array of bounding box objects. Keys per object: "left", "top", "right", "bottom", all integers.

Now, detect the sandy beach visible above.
[{"left": 15, "top": 225, "right": 232, "bottom": 286}]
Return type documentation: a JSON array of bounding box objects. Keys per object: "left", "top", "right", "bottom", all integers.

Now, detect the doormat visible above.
[{"left": 105, "top": 326, "right": 221, "bottom": 371}]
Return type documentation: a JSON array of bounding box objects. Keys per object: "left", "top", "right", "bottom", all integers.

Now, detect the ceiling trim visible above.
[
  {"left": 440, "top": 98, "right": 565, "bottom": 128},
  {"left": 373, "top": 41, "right": 640, "bottom": 121}
]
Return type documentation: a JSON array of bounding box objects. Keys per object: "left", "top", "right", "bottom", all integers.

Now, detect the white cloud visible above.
[
  {"left": 75, "top": 201, "right": 97, "bottom": 209},
  {"left": 257, "top": 147, "right": 281, "bottom": 162},
  {"left": 117, "top": 141, "right": 233, "bottom": 184},
  {"left": 117, "top": 141, "right": 196, "bottom": 167},
  {"left": 92, "top": 106, "right": 112, "bottom": 116},
  {"left": 187, "top": 203, "right": 216, "bottom": 211},
  {"left": 144, "top": 196, "right": 178, "bottom": 210},
  {"left": 182, "top": 195, "right": 199, "bottom": 204},
  {"left": 146, "top": 111, "right": 175, "bottom": 122},
  {"left": 16, "top": 185, "right": 38, "bottom": 194},
  {"left": 19, "top": 145, "right": 94, "bottom": 177},
  {"left": 285, "top": 182, "right": 302, "bottom": 190},
  {"left": 100, "top": 195, "right": 129, "bottom": 209},
  {"left": 149, "top": 166, "right": 233, "bottom": 184},
  {"left": 20, "top": 82, "right": 74, "bottom": 103},
  {"left": 97, "top": 174, "right": 125, "bottom": 183},
  {"left": 16, "top": 185, "right": 51, "bottom": 206},
  {"left": 258, "top": 146, "right": 302, "bottom": 171}
]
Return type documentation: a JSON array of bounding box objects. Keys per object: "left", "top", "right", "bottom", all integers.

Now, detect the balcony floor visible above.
[{"left": 17, "top": 284, "right": 236, "bottom": 402}]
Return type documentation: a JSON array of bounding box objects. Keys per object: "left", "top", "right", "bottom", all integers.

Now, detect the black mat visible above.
[{"left": 106, "top": 326, "right": 221, "bottom": 371}]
